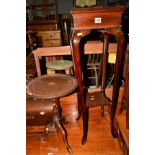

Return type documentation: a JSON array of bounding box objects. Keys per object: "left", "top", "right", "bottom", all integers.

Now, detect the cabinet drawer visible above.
[
  {"left": 71, "top": 7, "right": 126, "bottom": 30},
  {"left": 73, "top": 14, "right": 122, "bottom": 29},
  {"left": 42, "top": 40, "right": 61, "bottom": 47},
  {"left": 41, "top": 31, "right": 61, "bottom": 40},
  {"left": 28, "top": 24, "right": 58, "bottom": 31}
]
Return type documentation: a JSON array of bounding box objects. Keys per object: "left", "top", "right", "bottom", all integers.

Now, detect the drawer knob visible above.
[{"left": 40, "top": 111, "right": 45, "bottom": 115}]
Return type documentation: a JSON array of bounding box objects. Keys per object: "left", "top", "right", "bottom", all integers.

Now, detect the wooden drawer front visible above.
[
  {"left": 71, "top": 7, "right": 126, "bottom": 30},
  {"left": 42, "top": 31, "right": 61, "bottom": 40},
  {"left": 28, "top": 24, "right": 58, "bottom": 31},
  {"left": 42, "top": 40, "right": 61, "bottom": 47},
  {"left": 73, "top": 14, "right": 122, "bottom": 29}
]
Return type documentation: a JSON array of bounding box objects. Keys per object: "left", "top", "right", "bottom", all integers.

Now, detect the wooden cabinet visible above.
[
  {"left": 26, "top": 0, "right": 63, "bottom": 65},
  {"left": 42, "top": 39, "right": 61, "bottom": 47},
  {"left": 26, "top": 0, "right": 59, "bottom": 31},
  {"left": 38, "top": 30, "right": 62, "bottom": 65},
  {"left": 41, "top": 30, "right": 61, "bottom": 40},
  {"left": 38, "top": 30, "right": 62, "bottom": 47}
]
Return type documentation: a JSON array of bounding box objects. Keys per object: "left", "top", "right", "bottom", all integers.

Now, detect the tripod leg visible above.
[{"left": 55, "top": 120, "right": 73, "bottom": 154}]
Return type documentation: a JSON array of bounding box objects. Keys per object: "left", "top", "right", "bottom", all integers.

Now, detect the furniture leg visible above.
[
  {"left": 40, "top": 122, "right": 56, "bottom": 142},
  {"left": 56, "top": 98, "right": 68, "bottom": 124},
  {"left": 119, "top": 99, "right": 126, "bottom": 113},
  {"left": 76, "top": 89, "right": 81, "bottom": 120},
  {"left": 70, "top": 30, "right": 90, "bottom": 144},
  {"left": 33, "top": 51, "right": 41, "bottom": 76},
  {"left": 55, "top": 119, "right": 73, "bottom": 154},
  {"left": 83, "top": 107, "right": 89, "bottom": 144},
  {"left": 53, "top": 99, "right": 73, "bottom": 154},
  {"left": 111, "top": 30, "right": 125, "bottom": 138}
]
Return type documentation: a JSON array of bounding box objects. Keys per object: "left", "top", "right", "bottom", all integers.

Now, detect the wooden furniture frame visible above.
[
  {"left": 116, "top": 45, "right": 129, "bottom": 155},
  {"left": 70, "top": 6, "right": 126, "bottom": 144},
  {"left": 33, "top": 42, "right": 117, "bottom": 77}
]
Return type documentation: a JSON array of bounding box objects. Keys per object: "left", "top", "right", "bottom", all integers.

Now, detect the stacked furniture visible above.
[
  {"left": 27, "top": 0, "right": 59, "bottom": 31},
  {"left": 27, "top": 0, "right": 62, "bottom": 67}
]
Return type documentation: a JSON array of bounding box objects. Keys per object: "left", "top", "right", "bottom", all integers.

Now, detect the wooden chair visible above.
[
  {"left": 26, "top": 31, "right": 38, "bottom": 54},
  {"left": 26, "top": 53, "right": 37, "bottom": 84}
]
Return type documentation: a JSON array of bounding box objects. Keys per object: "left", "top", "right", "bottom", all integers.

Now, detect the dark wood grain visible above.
[
  {"left": 70, "top": 6, "right": 126, "bottom": 144},
  {"left": 27, "top": 90, "right": 124, "bottom": 155}
]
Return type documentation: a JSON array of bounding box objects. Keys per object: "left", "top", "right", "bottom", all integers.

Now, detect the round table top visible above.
[
  {"left": 46, "top": 60, "right": 73, "bottom": 70},
  {"left": 26, "top": 74, "right": 77, "bottom": 99}
]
